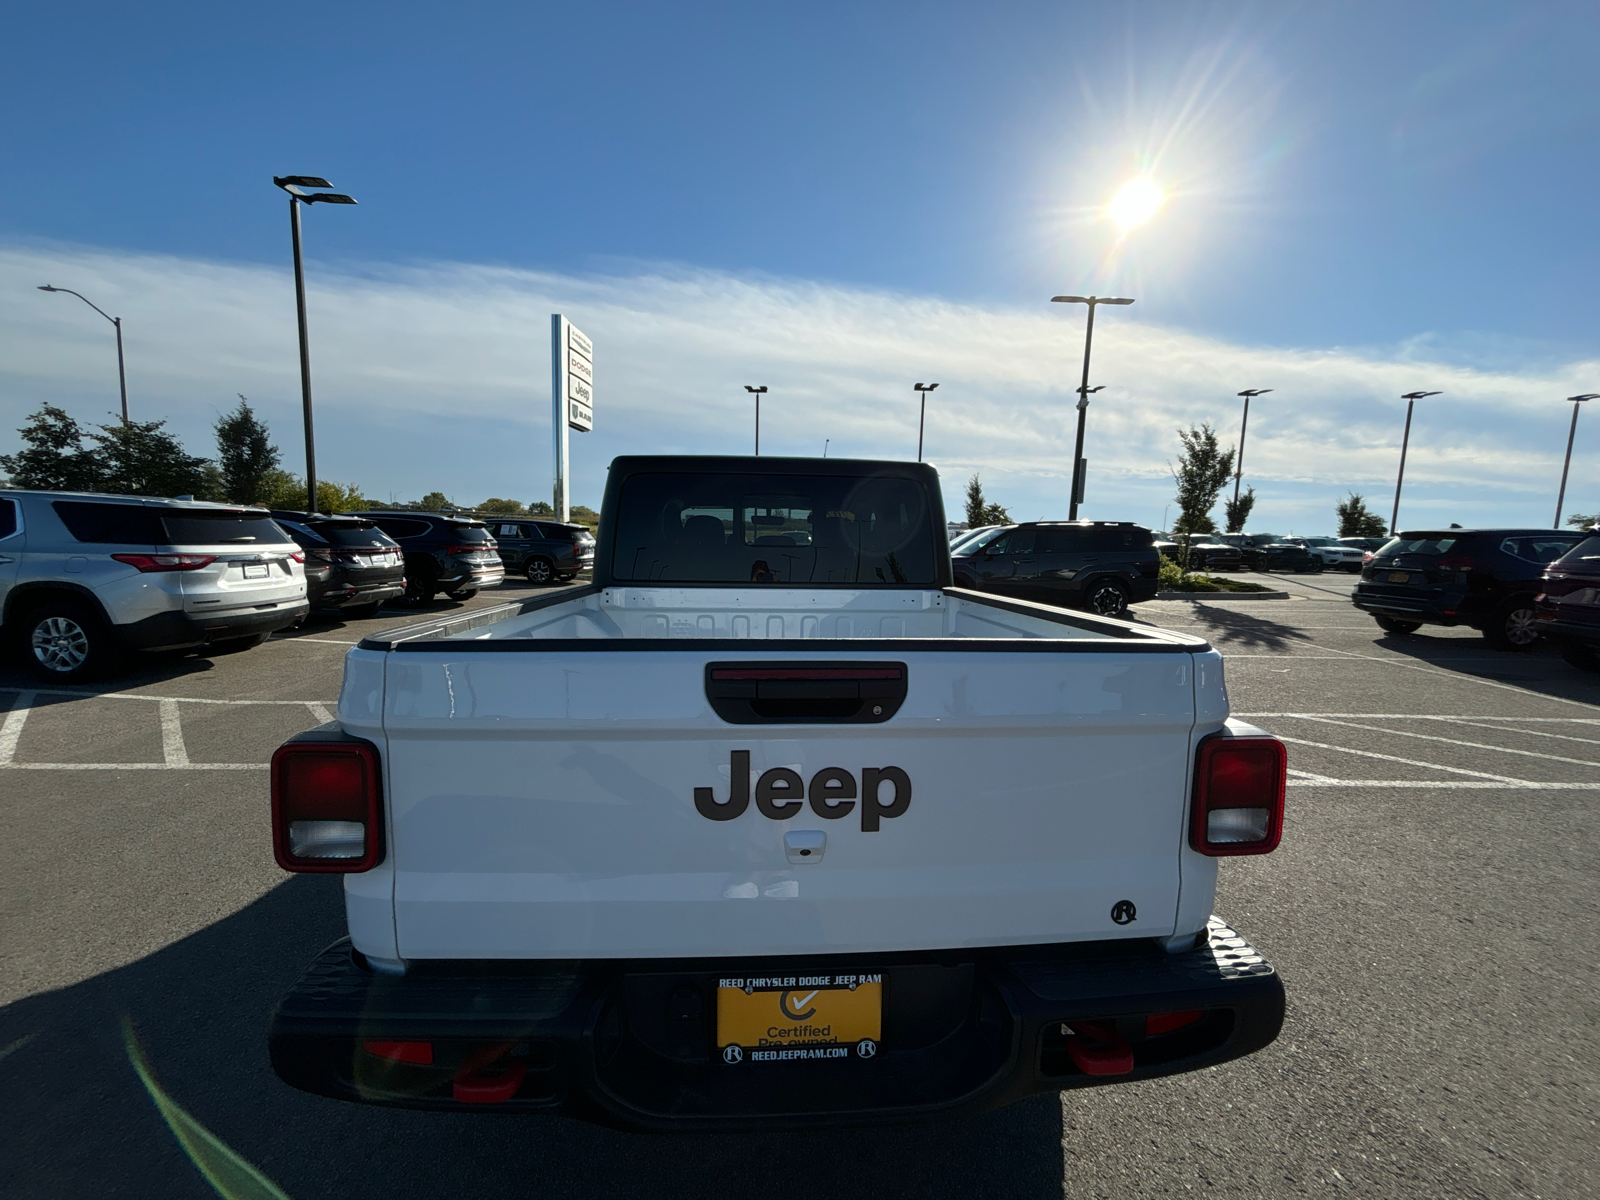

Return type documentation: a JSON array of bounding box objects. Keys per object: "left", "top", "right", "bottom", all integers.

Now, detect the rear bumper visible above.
[
  {"left": 115, "top": 601, "right": 311, "bottom": 651},
  {"left": 309, "top": 575, "right": 405, "bottom": 610},
  {"left": 269, "top": 916, "right": 1284, "bottom": 1132},
  {"left": 439, "top": 565, "right": 505, "bottom": 589},
  {"left": 1533, "top": 614, "right": 1600, "bottom": 647},
  {"left": 1351, "top": 587, "right": 1470, "bottom": 626}
]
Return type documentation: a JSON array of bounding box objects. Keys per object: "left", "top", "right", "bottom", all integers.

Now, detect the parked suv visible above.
[
  {"left": 348, "top": 512, "right": 504, "bottom": 605},
  {"left": 269, "top": 512, "right": 406, "bottom": 617},
  {"left": 1215, "top": 533, "right": 1320, "bottom": 573},
  {"left": 950, "top": 520, "right": 1159, "bottom": 616},
  {"left": 0, "top": 491, "right": 308, "bottom": 681},
  {"left": 1285, "top": 536, "right": 1366, "bottom": 572},
  {"left": 1534, "top": 531, "right": 1600, "bottom": 671},
  {"left": 1353, "top": 528, "right": 1587, "bottom": 648},
  {"left": 483, "top": 518, "right": 594, "bottom": 583}
]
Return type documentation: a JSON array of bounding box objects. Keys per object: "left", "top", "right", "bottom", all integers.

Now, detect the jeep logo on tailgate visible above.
[{"left": 695, "top": 750, "right": 910, "bottom": 832}]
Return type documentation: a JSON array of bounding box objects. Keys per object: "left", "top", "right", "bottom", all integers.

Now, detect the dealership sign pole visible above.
[{"left": 551, "top": 315, "right": 594, "bottom": 522}]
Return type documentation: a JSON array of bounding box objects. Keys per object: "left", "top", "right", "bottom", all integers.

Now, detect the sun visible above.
[{"left": 1106, "top": 178, "right": 1165, "bottom": 230}]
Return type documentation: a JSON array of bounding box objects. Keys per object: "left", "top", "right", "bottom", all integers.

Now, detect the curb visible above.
[{"left": 1152, "top": 590, "right": 1292, "bottom": 601}]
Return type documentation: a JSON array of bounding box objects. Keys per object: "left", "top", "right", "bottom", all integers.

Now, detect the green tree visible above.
[
  {"left": 0, "top": 404, "right": 101, "bottom": 491},
  {"left": 477, "top": 497, "right": 525, "bottom": 515},
  {"left": 963, "top": 474, "right": 1009, "bottom": 526},
  {"left": 89, "top": 416, "right": 212, "bottom": 497},
  {"left": 1223, "top": 486, "right": 1256, "bottom": 533},
  {"left": 256, "top": 469, "right": 367, "bottom": 513},
  {"left": 418, "top": 491, "right": 451, "bottom": 512},
  {"left": 1566, "top": 511, "right": 1598, "bottom": 529},
  {"left": 1335, "top": 491, "right": 1389, "bottom": 537},
  {"left": 1170, "top": 424, "right": 1235, "bottom": 567},
  {"left": 214, "top": 396, "right": 281, "bottom": 505},
  {"left": 527, "top": 500, "right": 555, "bottom": 516}
]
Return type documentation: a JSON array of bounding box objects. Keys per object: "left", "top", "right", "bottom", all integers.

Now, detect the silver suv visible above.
[{"left": 0, "top": 490, "right": 309, "bottom": 682}]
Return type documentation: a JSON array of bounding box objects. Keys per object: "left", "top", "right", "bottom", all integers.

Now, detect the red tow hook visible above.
[
  {"left": 1063, "top": 1021, "right": 1134, "bottom": 1076},
  {"left": 452, "top": 1043, "right": 526, "bottom": 1104}
]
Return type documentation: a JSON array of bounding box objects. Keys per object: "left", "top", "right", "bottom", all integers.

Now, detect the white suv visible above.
[
  {"left": 1287, "top": 535, "right": 1367, "bottom": 573},
  {"left": 0, "top": 491, "right": 309, "bottom": 682}
]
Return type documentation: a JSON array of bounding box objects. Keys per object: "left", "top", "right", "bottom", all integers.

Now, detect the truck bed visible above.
[{"left": 340, "top": 586, "right": 1226, "bottom": 965}]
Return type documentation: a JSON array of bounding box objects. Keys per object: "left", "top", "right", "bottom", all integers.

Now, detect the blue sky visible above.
[{"left": 4, "top": 1, "right": 1600, "bottom": 529}]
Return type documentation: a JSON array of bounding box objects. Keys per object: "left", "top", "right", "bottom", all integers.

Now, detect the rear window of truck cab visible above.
[{"left": 610, "top": 473, "right": 939, "bottom": 584}]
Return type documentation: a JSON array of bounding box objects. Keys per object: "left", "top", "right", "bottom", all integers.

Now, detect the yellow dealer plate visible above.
[{"left": 717, "top": 972, "right": 882, "bottom": 1063}]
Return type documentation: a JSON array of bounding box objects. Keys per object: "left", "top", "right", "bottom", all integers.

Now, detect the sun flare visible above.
[{"left": 1106, "top": 178, "right": 1165, "bottom": 230}]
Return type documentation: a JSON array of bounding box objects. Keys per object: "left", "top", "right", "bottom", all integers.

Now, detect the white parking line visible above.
[
  {"left": 0, "top": 691, "right": 35, "bottom": 766},
  {"left": 1289, "top": 777, "right": 1600, "bottom": 789},
  {"left": 1282, "top": 715, "right": 1600, "bottom": 768},
  {"left": 0, "top": 687, "right": 339, "bottom": 707},
  {"left": 1276, "top": 734, "right": 1530, "bottom": 784},
  {"left": 158, "top": 698, "right": 189, "bottom": 768},
  {"left": 307, "top": 704, "right": 334, "bottom": 724},
  {"left": 271, "top": 636, "right": 359, "bottom": 646}
]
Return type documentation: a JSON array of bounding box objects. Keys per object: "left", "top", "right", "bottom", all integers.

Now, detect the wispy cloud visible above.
[{"left": 3, "top": 241, "right": 1594, "bottom": 529}]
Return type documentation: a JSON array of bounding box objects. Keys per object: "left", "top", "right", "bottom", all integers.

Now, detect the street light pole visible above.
[
  {"left": 1390, "top": 391, "right": 1441, "bottom": 535},
  {"left": 744, "top": 385, "right": 767, "bottom": 455},
  {"left": 36, "top": 286, "right": 128, "bottom": 422},
  {"left": 914, "top": 382, "right": 939, "bottom": 461},
  {"left": 1555, "top": 394, "right": 1598, "bottom": 528},
  {"left": 273, "top": 176, "right": 357, "bottom": 514},
  {"left": 1051, "top": 295, "right": 1134, "bottom": 518},
  {"left": 1232, "top": 389, "right": 1273, "bottom": 505}
]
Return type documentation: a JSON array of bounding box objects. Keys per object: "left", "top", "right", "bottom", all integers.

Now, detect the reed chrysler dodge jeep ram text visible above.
[{"left": 267, "top": 456, "right": 1288, "bottom": 1130}]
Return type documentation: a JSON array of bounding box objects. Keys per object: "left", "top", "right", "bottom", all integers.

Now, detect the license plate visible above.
[
  {"left": 717, "top": 972, "right": 882, "bottom": 1064},
  {"left": 1388, "top": 571, "right": 1410, "bottom": 583},
  {"left": 243, "top": 563, "right": 269, "bottom": 579}
]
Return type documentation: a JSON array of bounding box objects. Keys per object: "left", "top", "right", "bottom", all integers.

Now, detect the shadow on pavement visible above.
[
  {"left": 1360, "top": 631, "right": 1600, "bottom": 704},
  {"left": 1184, "top": 604, "right": 1316, "bottom": 653},
  {"left": 0, "top": 877, "right": 1062, "bottom": 1199}
]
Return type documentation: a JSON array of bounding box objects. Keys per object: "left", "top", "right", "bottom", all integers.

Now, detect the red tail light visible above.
[
  {"left": 444, "top": 543, "right": 490, "bottom": 555},
  {"left": 270, "top": 739, "right": 384, "bottom": 873},
  {"left": 111, "top": 553, "right": 217, "bottom": 572},
  {"left": 1190, "top": 734, "right": 1286, "bottom": 856},
  {"left": 364, "top": 1040, "right": 433, "bottom": 1065},
  {"left": 290, "top": 551, "right": 307, "bottom": 564}
]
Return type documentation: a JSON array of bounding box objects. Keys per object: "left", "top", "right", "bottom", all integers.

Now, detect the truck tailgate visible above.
[{"left": 377, "top": 646, "right": 1202, "bottom": 960}]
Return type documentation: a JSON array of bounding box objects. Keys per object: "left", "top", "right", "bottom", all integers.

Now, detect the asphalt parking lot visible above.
[{"left": 1, "top": 568, "right": 1596, "bottom": 1198}]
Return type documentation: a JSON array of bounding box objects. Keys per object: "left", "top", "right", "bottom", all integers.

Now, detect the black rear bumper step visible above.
[{"left": 268, "top": 917, "right": 1284, "bottom": 1131}]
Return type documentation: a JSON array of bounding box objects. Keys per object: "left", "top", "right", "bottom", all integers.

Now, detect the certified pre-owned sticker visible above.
[{"left": 694, "top": 751, "right": 910, "bottom": 832}]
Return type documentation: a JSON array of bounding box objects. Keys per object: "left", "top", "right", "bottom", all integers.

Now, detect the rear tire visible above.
[
  {"left": 18, "top": 601, "right": 115, "bottom": 682},
  {"left": 1083, "top": 578, "right": 1130, "bottom": 618},
  {"left": 401, "top": 570, "right": 437, "bottom": 606},
  {"left": 1374, "top": 615, "right": 1421, "bottom": 636},
  {"left": 526, "top": 557, "right": 554, "bottom": 584},
  {"left": 1486, "top": 599, "right": 1540, "bottom": 651},
  {"left": 1558, "top": 640, "right": 1600, "bottom": 673}
]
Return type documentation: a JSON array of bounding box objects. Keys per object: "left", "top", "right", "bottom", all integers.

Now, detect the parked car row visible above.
[{"left": 0, "top": 489, "right": 596, "bottom": 682}]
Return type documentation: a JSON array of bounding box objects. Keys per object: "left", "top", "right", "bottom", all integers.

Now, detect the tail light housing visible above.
[
  {"left": 444, "top": 543, "right": 492, "bottom": 555},
  {"left": 270, "top": 738, "right": 384, "bottom": 873},
  {"left": 111, "top": 553, "right": 217, "bottom": 572},
  {"left": 1190, "top": 733, "right": 1286, "bottom": 856}
]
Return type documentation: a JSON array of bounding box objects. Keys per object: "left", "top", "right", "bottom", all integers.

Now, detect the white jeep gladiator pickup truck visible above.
[{"left": 267, "top": 456, "right": 1287, "bottom": 1130}]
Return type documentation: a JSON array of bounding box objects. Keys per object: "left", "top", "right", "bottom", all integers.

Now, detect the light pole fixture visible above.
[
  {"left": 1391, "top": 391, "right": 1442, "bottom": 536},
  {"left": 744, "top": 385, "right": 767, "bottom": 455},
  {"left": 1556, "top": 394, "right": 1598, "bottom": 528},
  {"left": 824, "top": 438, "right": 830, "bottom": 458},
  {"left": 37, "top": 286, "right": 128, "bottom": 422},
  {"left": 1232, "top": 389, "right": 1273, "bottom": 505},
  {"left": 1051, "top": 295, "right": 1134, "bottom": 518},
  {"left": 914, "top": 382, "right": 939, "bottom": 461},
  {"left": 273, "top": 175, "right": 357, "bottom": 514}
]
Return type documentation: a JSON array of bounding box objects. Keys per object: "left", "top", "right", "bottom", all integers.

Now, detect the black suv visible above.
[
  {"left": 482, "top": 518, "right": 595, "bottom": 583},
  {"left": 1352, "top": 528, "right": 1587, "bottom": 648},
  {"left": 348, "top": 512, "right": 505, "bottom": 605},
  {"left": 269, "top": 513, "right": 405, "bottom": 618},
  {"left": 950, "top": 521, "right": 1159, "bottom": 616},
  {"left": 1215, "top": 533, "right": 1320, "bottom": 573}
]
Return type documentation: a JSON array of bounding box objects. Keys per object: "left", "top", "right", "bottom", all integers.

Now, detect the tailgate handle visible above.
[{"left": 706, "top": 663, "right": 907, "bottom": 724}]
